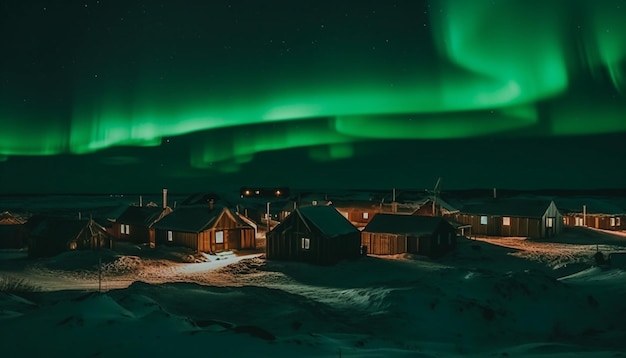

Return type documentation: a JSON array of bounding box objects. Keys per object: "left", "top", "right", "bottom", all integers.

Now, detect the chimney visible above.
[
  {"left": 139, "top": 195, "right": 143, "bottom": 207},
  {"left": 162, "top": 188, "right": 168, "bottom": 208},
  {"left": 78, "top": 211, "right": 82, "bottom": 220},
  {"left": 209, "top": 198, "right": 214, "bottom": 210},
  {"left": 493, "top": 187, "right": 497, "bottom": 199}
]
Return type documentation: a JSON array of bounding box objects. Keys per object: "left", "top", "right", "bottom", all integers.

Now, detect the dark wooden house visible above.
[
  {"left": 0, "top": 211, "right": 27, "bottom": 249},
  {"left": 152, "top": 205, "right": 255, "bottom": 253},
  {"left": 27, "top": 218, "right": 111, "bottom": 258},
  {"left": 331, "top": 200, "right": 382, "bottom": 230},
  {"left": 361, "top": 214, "right": 457, "bottom": 257},
  {"left": 266, "top": 205, "right": 361, "bottom": 264},
  {"left": 113, "top": 206, "right": 172, "bottom": 245},
  {"left": 453, "top": 199, "right": 563, "bottom": 239},
  {"left": 557, "top": 198, "right": 626, "bottom": 231}
]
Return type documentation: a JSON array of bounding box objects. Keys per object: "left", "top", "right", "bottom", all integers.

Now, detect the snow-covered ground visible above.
[{"left": 1, "top": 226, "right": 626, "bottom": 357}]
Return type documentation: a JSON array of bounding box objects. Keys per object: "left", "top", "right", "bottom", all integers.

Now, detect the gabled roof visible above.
[
  {"left": 0, "top": 211, "right": 26, "bottom": 225},
  {"left": 413, "top": 197, "right": 460, "bottom": 214},
  {"left": 117, "top": 206, "right": 171, "bottom": 227},
  {"left": 295, "top": 205, "right": 359, "bottom": 238},
  {"left": 363, "top": 214, "right": 452, "bottom": 236},
  {"left": 458, "top": 199, "right": 554, "bottom": 218},
  {"left": 152, "top": 206, "right": 251, "bottom": 233}
]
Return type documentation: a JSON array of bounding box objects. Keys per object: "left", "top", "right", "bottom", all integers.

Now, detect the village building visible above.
[
  {"left": 0, "top": 211, "right": 27, "bottom": 249},
  {"left": 361, "top": 214, "right": 457, "bottom": 257},
  {"left": 452, "top": 199, "right": 563, "bottom": 239},
  {"left": 330, "top": 200, "right": 382, "bottom": 230},
  {"left": 152, "top": 203, "right": 256, "bottom": 253},
  {"left": 27, "top": 217, "right": 111, "bottom": 258},
  {"left": 557, "top": 198, "right": 626, "bottom": 231},
  {"left": 266, "top": 205, "right": 361, "bottom": 264},
  {"left": 113, "top": 205, "right": 172, "bottom": 246}
]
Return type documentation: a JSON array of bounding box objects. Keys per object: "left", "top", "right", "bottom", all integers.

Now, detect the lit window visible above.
[
  {"left": 617, "top": 218, "right": 622, "bottom": 226},
  {"left": 480, "top": 216, "right": 488, "bottom": 225},
  {"left": 502, "top": 217, "right": 510, "bottom": 226},
  {"left": 275, "top": 190, "right": 281, "bottom": 196},
  {"left": 575, "top": 217, "right": 583, "bottom": 226},
  {"left": 216, "top": 231, "right": 224, "bottom": 244},
  {"left": 312, "top": 200, "right": 317, "bottom": 206},
  {"left": 610, "top": 217, "right": 616, "bottom": 226},
  {"left": 301, "top": 238, "right": 310, "bottom": 250},
  {"left": 362, "top": 212, "right": 369, "bottom": 219},
  {"left": 121, "top": 224, "right": 130, "bottom": 234},
  {"left": 245, "top": 190, "right": 250, "bottom": 196},
  {"left": 546, "top": 218, "right": 554, "bottom": 228},
  {"left": 340, "top": 211, "right": 349, "bottom": 219},
  {"left": 167, "top": 231, "right": 173, "bottom": 242}
]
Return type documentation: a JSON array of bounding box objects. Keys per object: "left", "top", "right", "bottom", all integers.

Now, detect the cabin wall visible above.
[
  {"left": 361, "top": 232, "right": 407, "bottom": 255},
  {"left": 114, "top": 223, "right": 152, "bottom": 243},
  {"left": 454, "top": 214, "right": 542, "bottom": 238},
  {"left": 565, "top": 214, "right": 625, "bottom": 230}
]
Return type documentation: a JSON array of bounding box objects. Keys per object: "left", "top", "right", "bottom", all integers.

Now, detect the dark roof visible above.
[
  {"left": 363, "top": 214, "right": 452, "bottom": 236},
  {"left": 152, "top": 206, "right": 250, "bottom": 233},
  {"left": 296, "top": 205, "right": 359, "bottom": 238},
  {"left": 181, "top": 192, "right": 222, "bottom": 207},
  {"left": 458, "top": 199, "right": 554, "bottom": 218},
  {"left": 117, "top": 206, "right": 169, "bottom": 227},
  {"left": 554, "top": 198, "right": 626, "bottom": 215}
]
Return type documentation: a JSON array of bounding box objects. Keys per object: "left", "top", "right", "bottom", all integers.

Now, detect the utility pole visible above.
[{"left": 266, "top": 202, "right": 270, "bottom": 236}]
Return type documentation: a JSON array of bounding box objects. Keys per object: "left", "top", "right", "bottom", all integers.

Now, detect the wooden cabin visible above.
[
  {"left": 27, "top": 218, "right": 111, "bottom": 258},
  {"left": 331, "top": 200, "right": 382, "bottom": 230},
  {"left": 557, "top": 199, "right": 626, "bottom": 231},
  {"left": 266, "top": 205, "right": 361, "bottom": 265},
  {"left": 361, "top": 214, "right": 457, "bottom": 257},
  {"left": 113, "top": 206, "right": 172, "bottom": 245},
  {"left": 0, "top": 211, "right": 27, "bottom": 249},
  {"left": 152, "top": 205, "right": 255, "bottom": 253},
  {"left": 452, "top": 199, "right": 563, "bottom": 239}
]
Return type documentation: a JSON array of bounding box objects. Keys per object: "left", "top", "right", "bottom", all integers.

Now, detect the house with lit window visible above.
[
  {"left": 330, "top": 200, "right": 382, "bottom": 230},
  {"left": 361, "top": 214, "right": 457, "bottom": 257},
  {"left": 556, "top": 198, "right": 626, "bottom": 231},
  {"left": 266, "top": 205, "right": 361, "bottom": 264},
  {"left": 113, "top": 205, "right": 172, "bottom": 246},
  {"left": 152, "top": 203, "right": 255, "bottom": 253},
  {"left": 452, "top": 199, "right": 562, "bottom": 239}
]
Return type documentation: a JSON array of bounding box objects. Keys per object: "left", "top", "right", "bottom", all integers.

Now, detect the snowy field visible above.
[
  {"left": 1, "top": 194, "right": 626, "bottom": 357},
  {"left": 1, "top": 228, "right": 626, "bottom": 357}
]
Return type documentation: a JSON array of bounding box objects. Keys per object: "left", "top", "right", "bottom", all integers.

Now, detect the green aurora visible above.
[{"left": 0, "top": 1, "right": 624, "bottom": 191}]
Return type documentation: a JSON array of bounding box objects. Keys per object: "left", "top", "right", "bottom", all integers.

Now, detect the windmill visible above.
[{"left": 426, "top": 177, "right": 442, "bottom": 216}]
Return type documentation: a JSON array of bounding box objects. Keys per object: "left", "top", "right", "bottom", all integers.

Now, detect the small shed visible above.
[
  {"left": 266, "top": 205, "right": 361, "bottom": 264},
  {"left": 361, "top": 214, "right": 457, "bottom": 257},
  {"left": 453, "top": 198, "right": 562, "bottom": 239},
  {"left": 152, "top": 205, "right": 255, "bottom": 253},
  {"left": 114, "top": 206, "right": 172, "bottom": 245},
  {"left": 27, "top": 218, "right": 111, "bottom": 258}
]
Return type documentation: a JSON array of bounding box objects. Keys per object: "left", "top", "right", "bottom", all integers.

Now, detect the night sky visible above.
[{"left": 1, "top": 0, "right": 625, "bottom": 194}]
